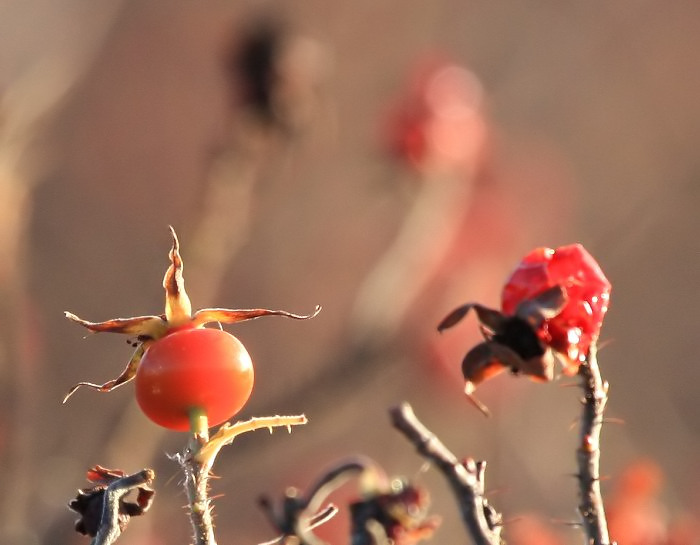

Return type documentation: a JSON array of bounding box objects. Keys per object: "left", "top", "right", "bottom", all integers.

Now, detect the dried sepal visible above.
[
  {"left": 69, "top": 466, "right": 155, "bottom": 538},
  {"left": 440, "top": 288, "right": 569, "bottom": 415},
  {"left": 191, "top": 304, "right": 321, "bottom": 328},
  {"left": 350, "top": 479, "right": 440, "bottom": 545},
  {"left": 86, "top": 466, "right": 127, "bottom": 485},
  {"left": 63, "top": 344, "right": 148, "bottom": 403},
  {"left": 437, "top": 304, "right": 474, "bottom": 332},
  {"left": 514, "top": 285, "right": 568, "bottom": 328},
  {"left": 460, "top": 342, "right": 506, "bottom": 417},
  {"left": 461, "top": 342, "right": 507, "bottom": 388},
  {"left": 515, "top": 348, "right": 556, "bottom": 382},
  {"left": 437, "top": 303, "right": 504, "bottom": 334},
  {"left": 163, "top": 226, "right": 192, "bottom": 326},
  {"left": 64, "top": 311, "right": 168, "bottom": 339}
]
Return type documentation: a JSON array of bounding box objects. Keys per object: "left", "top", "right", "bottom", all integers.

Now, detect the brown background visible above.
[{"left": 1, "top": 2, "right": 699, "bottom": 544}]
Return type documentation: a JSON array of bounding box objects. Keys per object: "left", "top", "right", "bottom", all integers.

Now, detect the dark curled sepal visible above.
[
  {"left": 438, "top": 286, "right": 568, "bottom": 415},
  {"left": 69, "top": 466, "right": 155, "bottom": 542},
  {"left": 350, "top": 480, "right": 440, "bottom": 545}
]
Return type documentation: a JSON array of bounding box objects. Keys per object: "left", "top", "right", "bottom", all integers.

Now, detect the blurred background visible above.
[{"left": 1, "top": 1, "right": 699, "bottom": 544}]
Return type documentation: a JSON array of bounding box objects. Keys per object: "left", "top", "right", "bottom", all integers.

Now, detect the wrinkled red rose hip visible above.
[{"left": 501, "top": 244, "right": 611, "bottom": 373}]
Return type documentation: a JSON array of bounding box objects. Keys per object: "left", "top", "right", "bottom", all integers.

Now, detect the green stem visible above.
[{"left": 189, "top": 406, "right": 210, "bottom": 444}]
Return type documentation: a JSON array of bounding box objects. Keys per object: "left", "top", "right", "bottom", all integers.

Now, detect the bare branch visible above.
[
  {"left": 178, "top": 414, "right": 308, "bottom": 545},
  {"left": 390, "top": 403, "right": 502, "bottom": 545}
]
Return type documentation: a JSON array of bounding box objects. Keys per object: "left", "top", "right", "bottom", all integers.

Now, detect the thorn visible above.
[
  {"left": 466, "top": 393, "right": 491, "bottom": 417},
  {"left": 465, "top": 382, "right": 491, "bottom": 417},
  {"left": 484, "top": 486, "right": 509, "bottom": 498},
  {"left": 549, "top": 517, "right": 583, "bottom": 528},
  {"left": 498, "top": 516, "right": 523, "bottom": 527},
  {"left": 603, "top": 417, "right": 625, "bottom": 425},
  {"left": 415, "top": 461, "right": 432, "bottom": 477},
  {"left": 596, "top": 338, "right": 614, "bottom": 351}
]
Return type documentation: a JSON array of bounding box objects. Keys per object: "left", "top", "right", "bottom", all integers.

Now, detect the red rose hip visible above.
[
  {"left": 501, "top": 244, "right": 611, "bottom": 372},
  {"left": 135, "top": 328, "right": 254, "bottom": 431}
]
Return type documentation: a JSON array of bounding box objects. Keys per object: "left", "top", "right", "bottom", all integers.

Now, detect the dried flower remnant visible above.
[
  {"left": 350, "top": 479, "right": 440, "bottom": 545},
  {"left": 260, "top": 457, "right": 438, "bottom": 545},
  {"left": 438, "top": 244, "right": 610, "bottom": 414},
  {"left": 69, "top": 466, "right": 155, "bottom": 539}
]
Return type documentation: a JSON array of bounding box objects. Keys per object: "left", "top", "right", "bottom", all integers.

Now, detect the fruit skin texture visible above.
[
  {"left": 135, "top": 327, "right": 254, "bottom": 431},
  {"left": 501, "top": 244, "right": 611, "bottom": 372}
]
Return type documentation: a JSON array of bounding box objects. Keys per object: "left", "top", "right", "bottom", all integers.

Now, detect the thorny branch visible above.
[
  {"left": 576, "top": 345, "right": 611, "bottom": 545},
  {"left": 176, "top": 414, "right": 309, "bottom": 545},
  {"left": 390, "top": 403, "right": 501, "bottom": 545}
]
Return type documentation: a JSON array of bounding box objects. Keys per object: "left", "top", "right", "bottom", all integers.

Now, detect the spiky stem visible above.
[
  {"left": 576, "top": 345, "right": 611, "bottom": 545},
  {"left": 184, "top": 409, "right": 217, "bottom": 545},
  {"left": 180, "top": 412, "right": 308, "bottom": 545}
]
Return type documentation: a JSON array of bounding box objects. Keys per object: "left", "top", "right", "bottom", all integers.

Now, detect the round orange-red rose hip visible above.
[{"left": 135, "top": 327, "right": 254, "bottom": 431}]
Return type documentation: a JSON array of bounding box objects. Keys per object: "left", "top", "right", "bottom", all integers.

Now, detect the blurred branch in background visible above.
[
  {"left": 350, "top": 58, "right": 488, "bottom": 346},
  {"left": 187, "top": 14, "right": 331, "bottom": 302},
  {"left": 0, "top": 43, "right": 117, "bottom": 545}
]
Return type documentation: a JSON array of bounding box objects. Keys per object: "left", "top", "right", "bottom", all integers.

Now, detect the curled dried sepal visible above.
[
  {"left": 437, "top": 303, "right": 505, "bottom": 334},
  {"left": 69, "top": 466, "right": 155, "bottom": 538},
  {"left": 439, "top": 286, "right": 568, "bottom": 415},
  {"left": 64, "top": 226, "right": 321, "bottom": 402},
  {"left": 63, "top": 344, "right": 147, "bottom": 403},
  {"left": 514, "top": 284, "right": 568, "bottom": 327}
]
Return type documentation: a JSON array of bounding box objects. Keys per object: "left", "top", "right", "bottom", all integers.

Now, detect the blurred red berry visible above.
[
  {"left": 384, "top": 57, "right": 487, "bottom": 174},
  {"left": 501, "top": 244, "right": 611, "bottom": 373}
]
